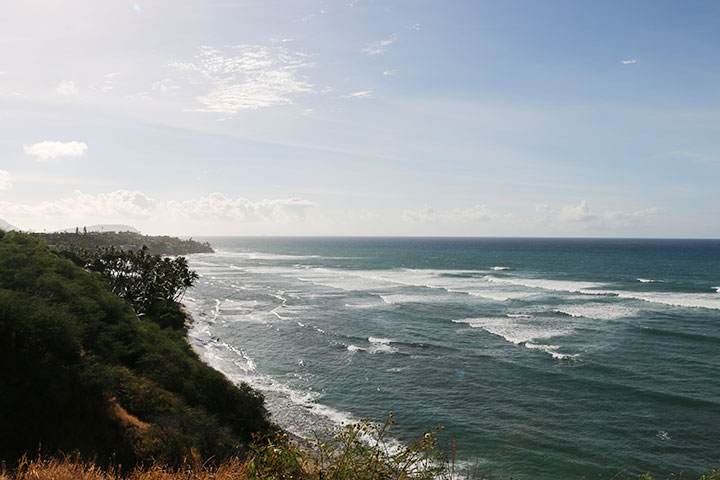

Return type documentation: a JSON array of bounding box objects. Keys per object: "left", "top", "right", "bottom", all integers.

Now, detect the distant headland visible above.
[{"left": 33, "top": 229, "right": 214, "bottom": 256}]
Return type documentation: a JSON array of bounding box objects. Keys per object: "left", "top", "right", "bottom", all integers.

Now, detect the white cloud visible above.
[
  {"left": 621, "top": 59, "right": 638, "bottom": 65},
  {"left": 362, "top": 35, "right": 397, "bottom": 55},
  {"left": 0, "top": 190, "right": 156, "bottom": 220},
  {"left": 404, "top": 204, "right": 508, "bottom": 223},
  {"left": 0, "top": 170, "right": 12, "bottom": 190},
  {"left": 344, "top": 90, "right": 373, "bottom": 99},
  {"left": 152, "top": 78, "right": 180, "bottom": 93},
  {"left": 103, "top": 72, "right": 119, "bottom": 90},
  {"left": 171, "top": 45, "right": 314, "bottom": 115},
  {"left": 561, "top": 200, "right": 664, "bottom": 226},
  {"left": 0, "top": 191, "right": 315, "bottom": 227},
  {"left": 56, "top": 80, "right": 78, "bottom": 96},
  {"left": 535, "top": 203, "right": 551, "bottom": 213},
  {"left": 403, "top": 206, "right": 438, "bottom": 223},
  {"left": 166, "top": 193, "right": 314, "bottom": 222},
  {"left": 94, "top": 72, "right": 119, "bottom": 93},
  {"left": 409, "top": 23, "right": 421, "bottom": 31},
  {"left": 561, "top": 200, "right": 594, "bottom": 222},
  {"left": 23, "top": 141, "right": 88, "bottom": 160},
  {"left": 452, "top": 204, "right": 509, "bottom": 222}
]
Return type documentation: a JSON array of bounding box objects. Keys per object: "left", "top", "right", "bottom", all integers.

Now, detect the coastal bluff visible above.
[
  {"left": 33, "top": 230, "right": 214, "bottom": 256},
  {"left": 0, "top": 230, "right": 267, "bottom": 468}
]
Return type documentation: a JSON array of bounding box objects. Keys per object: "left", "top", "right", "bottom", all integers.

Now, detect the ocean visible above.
[{"left": 183, "top": 237, "right": 720, "bottom": 479}]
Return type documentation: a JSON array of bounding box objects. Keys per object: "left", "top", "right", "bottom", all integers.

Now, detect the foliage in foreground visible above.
[
  {"left": 1, "top": 437, "right": 718, "bottom": 480},
  {"left": 0, "top": 231, "right": 269, "bottom": 468},
  {"left": 248, "top": 415, "right": 449, "bottom": 480}
]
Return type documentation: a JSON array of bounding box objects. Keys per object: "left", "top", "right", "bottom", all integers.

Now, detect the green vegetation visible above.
[
  {"left": 83, "top": 247, "right": 198, "bottom": 329},
  {"left": 34, "top": 231, "right": 213, "bottom": 256},
  {"left": 0, "top": 231, "right": 268, "bottom": 468},
  {"left": 2, "top": 229, "right": 717, "bottom": 479}
]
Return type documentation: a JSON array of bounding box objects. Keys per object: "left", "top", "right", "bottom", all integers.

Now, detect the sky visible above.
[{"left": 1, "top": 0, "right": 719, "bottom": 237}]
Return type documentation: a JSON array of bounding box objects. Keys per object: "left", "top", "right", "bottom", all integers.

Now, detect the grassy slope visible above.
[{"left": 0, "top": 231, "right": 269, "bottom": 468}]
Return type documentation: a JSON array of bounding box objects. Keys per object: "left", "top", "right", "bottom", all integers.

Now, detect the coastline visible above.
[{"left": 183, "top": 299, "right": 351, "bottom": 442}]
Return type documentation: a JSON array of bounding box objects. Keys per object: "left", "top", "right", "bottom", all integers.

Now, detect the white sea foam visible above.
[
  {"left": 611, "top": 291, "right": 720, "bottom": 310},
  {"left": 713, "top": 286, "right": 720, "bottom": 293},
  {"left": 637, "top": 278, "right": 661, "bottom": 283},
  {"left": 554, "top": 303, "right": 640, "bottom": 321},
  {"left": 475, "top": 274, "right": 720, "bottom": 310},
  {"left": 492, "top": 266, "right": 510, "bottom": 271},
  {"left": 484, "top": 275, "right": 607, "bottom": 294},
  {"left": 217, "top": 250, "right": 324, "bottom": 261},
  {"left": 346, "top": 337, "right": 398, "bottom": 354},
  {"left": 367, "top": 337, "right": 398, "bottom": 354},
  {"left": 344, "top": 302, "right": 381, "bottom": 309},
  {"left": 221, "top": 313, "right": 269, "bottom": 324},
  {"left": 295, "top": 267, "right": 484, "bottom": 295},
  {"left": 465, "top": 289, "right": 535, "bottom": 302},
  {"left": 379, "top": 293, "right": 447, "bottom": 304},
  {"left": 187, "top": 315, "right": 360, "bottom": 439},
  {"left": 524, "top": 342, "right": 578, "bottom": 360},
  {"left": 453, "top": 317, "right": 576, "bottom": 359}
]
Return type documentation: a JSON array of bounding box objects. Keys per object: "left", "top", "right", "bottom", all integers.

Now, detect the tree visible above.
[{"left": 85, "top": 247, "right": 198, "bottom": 327}]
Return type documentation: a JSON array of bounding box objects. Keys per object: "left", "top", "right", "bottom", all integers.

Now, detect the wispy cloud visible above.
[
  {"left": 302, "top": 9, "right": 327, "bottom": 23},
  {"left": 452, "top": 204, "right": 511, "bottom": 222},
  {"left": 0, "top": 190, "right": 316, "bottom": 227},
  {"left": 166, "top": 193, "right": 315, "bottom": 222},
  {"left": 23, "top": 141, "right": 88, "bottom": 160},
  {"left": 621, "top": 58, "right": 638, "bottom": 65},
  {"left": 152, "top": 78, "right": 180, "bottom": 93},
  {"left": 56, "top": 80, "right": 78, "bottom": 96},
  {"left": 403, "top": 206, "right": 438, "bottom": 223},
  {"left": 94, "top": 72, "right": 119, "bottom": 93},
  {"left": 561, "top": 200, "right": 663, "bottom": 226},
  {"left": 343, "top": 89, "right": 374, "bottom": 99},
  {"left": 0, "top": 170, "right": 12, "bottom": 190},
  {"left": 404, "top": 204, "right": 509, "bottom": 223},
  {"left": 0, "top": 190, "right": 156, "bottom": 220},
  {"left": 171, "top": 45, "right": 314, "bottom": 115},
  {"left": 561, "top": 199, "right": 594, "bottom": 222},
  {"left": 362, "top": 35, "right": 397, "bottom": 55}
]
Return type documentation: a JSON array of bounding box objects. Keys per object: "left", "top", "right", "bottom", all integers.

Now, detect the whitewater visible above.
[{"left": 183, "top": 237, "right": 720, "bottom": 479}]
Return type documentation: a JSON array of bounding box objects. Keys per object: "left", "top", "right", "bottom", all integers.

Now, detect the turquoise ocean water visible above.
[{"left": 184, "top": 237, "right": 720, "bottom": 479}]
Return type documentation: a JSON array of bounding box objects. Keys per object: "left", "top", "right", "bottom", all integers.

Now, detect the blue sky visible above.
[{"left": 1, "top": 0, "right": 719, "bottom": 236}]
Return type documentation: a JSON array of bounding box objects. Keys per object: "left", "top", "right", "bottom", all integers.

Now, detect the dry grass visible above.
[{"left": 0, "top": 456, "right": 253, "bottom": 480}]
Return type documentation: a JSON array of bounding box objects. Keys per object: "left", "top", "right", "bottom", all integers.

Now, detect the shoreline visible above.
[{"left": 183, "top": 300, "right": 348, "bottom": 441}]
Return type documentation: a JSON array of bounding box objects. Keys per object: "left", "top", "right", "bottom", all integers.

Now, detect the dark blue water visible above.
[{"left": 184, "top": 238, "right": 720, "bottom": 479}]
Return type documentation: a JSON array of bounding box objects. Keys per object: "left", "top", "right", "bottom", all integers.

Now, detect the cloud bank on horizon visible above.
[{"left": 0, "top": 0, "right": 718, "bottom": 237}]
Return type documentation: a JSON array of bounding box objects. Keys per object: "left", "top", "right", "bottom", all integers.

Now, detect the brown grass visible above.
[
  {"left": 0, "top": 456, "right": 252, "bottom": 480},
  {"left": 105, "top": 397, "right": 150, "bottom": 435}
]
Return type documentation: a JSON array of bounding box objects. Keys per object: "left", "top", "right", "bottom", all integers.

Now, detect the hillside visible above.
[
  {"left": 0, "top": 231, "right": 268, "bottom": 468},
  {"left": 57, "top": 224, "right": 140, "bottom": 233},
  {"left": 0, "top": 218, "right": 18, "bottom": 231},
  {"left": 33, "top": 231, "right": 213, "bottom": 256}
]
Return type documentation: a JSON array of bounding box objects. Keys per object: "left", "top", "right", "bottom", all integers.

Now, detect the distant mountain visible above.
[
  {"left": 0, "top": 219, "right": 19, "bottom": 231},
  {"left": 58, "top": 224, "right": 139, "bottom": 234}
]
